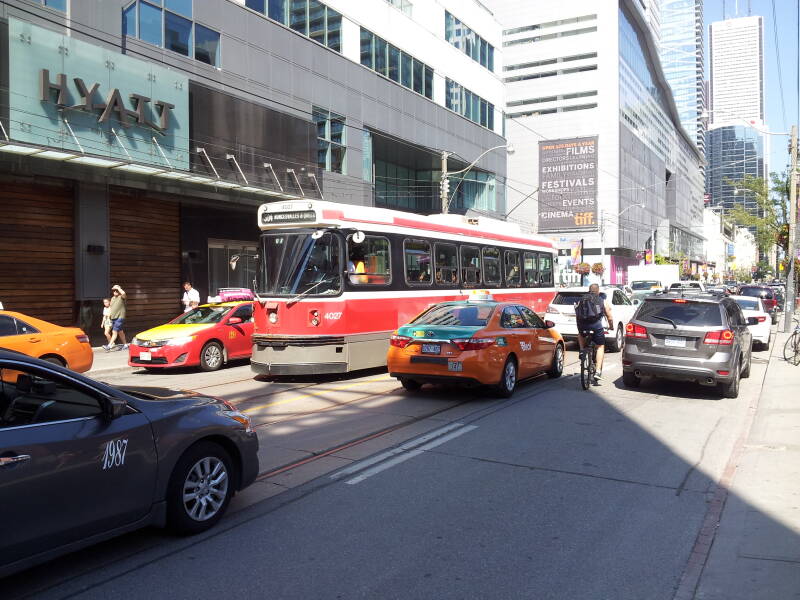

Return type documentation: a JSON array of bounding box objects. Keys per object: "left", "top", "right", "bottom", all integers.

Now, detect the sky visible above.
[{"left": 704, "top": 0, "right": 799, "bottom": 174}]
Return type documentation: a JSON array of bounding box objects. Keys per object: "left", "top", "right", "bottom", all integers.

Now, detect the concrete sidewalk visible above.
[
  {"left": 695, "top": 331, "right": 800, "bottom": 599},
  {"left": 87, "top": 346, "right": 134, "bottom": 376}
]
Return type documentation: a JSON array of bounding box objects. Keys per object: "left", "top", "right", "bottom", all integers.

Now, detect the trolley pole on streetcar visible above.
[{"left": 784, "top": 125, "right": 798, "bottom": 331}]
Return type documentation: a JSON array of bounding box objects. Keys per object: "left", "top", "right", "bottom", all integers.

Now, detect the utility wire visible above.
[{"left": 771, "top": 0, "right": 788, "bottom": 129}]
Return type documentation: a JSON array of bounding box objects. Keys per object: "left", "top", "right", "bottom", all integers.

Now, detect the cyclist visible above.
[{"left": 575, "top": 283, "right": 614, "bottom": 383}]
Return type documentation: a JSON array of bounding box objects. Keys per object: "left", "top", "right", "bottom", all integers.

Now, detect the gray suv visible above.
[{"left": 621, "top": 293, "right": 755, "bottom": 398}]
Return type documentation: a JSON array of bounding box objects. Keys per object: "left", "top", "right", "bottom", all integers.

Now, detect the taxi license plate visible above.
[
  {"left": 566, "top": 315, "right": 576, "bottom": 323},
  {"left": 448, "top": 361, "right": 463, "bottom": 372},
  {"left": 421, "top": 344, "right": 441, "bottom": 354},
  {"left": 139, "top": 351, "right": 152, "bottom": 361},
  {"left": 664, "top": 336, "right": 686, "bottom": 348}
]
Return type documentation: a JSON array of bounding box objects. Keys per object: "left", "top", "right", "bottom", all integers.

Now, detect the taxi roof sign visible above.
[{"left": 467, "top": 289, "right": 494, "bottom": 302}]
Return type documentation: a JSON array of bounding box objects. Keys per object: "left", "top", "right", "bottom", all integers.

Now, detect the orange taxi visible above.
[
  {"left": 0, "top": 310, "right": 93, "bottom": 372},
  {"left": 387, "top": 296, "right": 565, "bottom": 397}
]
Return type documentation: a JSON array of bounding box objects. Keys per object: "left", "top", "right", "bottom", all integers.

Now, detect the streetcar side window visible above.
[
  {"left": 348, "top": 236, "right": 391, "bottom": 285},
  {"left": 434, "top": 243, "right": 459, "bottom": 285},
  {"left": 460, "top": 245, "right": 482, "bottom": 287},
  {"left": 504, "top": 250, "right": 521, "bottom": 287},
  {"left": 538, "top": 253, "right": 553, "bottom": 287},
  {"left": 523, "top": 252, "right": 538, "bottom": 287},
  {"left": 404, "top": 239, "right": 432, "bottom": 285},
  {"left": 482, "top": 247, "right": 501, "bottom": 286}
]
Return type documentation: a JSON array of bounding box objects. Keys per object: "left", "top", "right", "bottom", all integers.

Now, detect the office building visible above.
[
  {"left": 0, "top": 0, "right": 505, "bottom": 334},
  {"left": 659, "top": 0, "right": 705, "bottom": 153},
  {"left": 706, "top": 15, "right": 767, "bottom": 220},
  {"left": 485, "top": 0, "right": 704, "bottom": 284}
]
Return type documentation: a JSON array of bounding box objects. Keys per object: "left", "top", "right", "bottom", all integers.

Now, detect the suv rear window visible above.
[
  {"left": 739, "top": 286, "right": 773, "bottom": 299},
  {"left": 637, "top": 299, "right": 722, "bottom": 327},
  {"left": 631, "top": 281, "right": 659, "bottom": 290},
  {"left": 733, "top": 298, "right": 760, "bottom": 311}
]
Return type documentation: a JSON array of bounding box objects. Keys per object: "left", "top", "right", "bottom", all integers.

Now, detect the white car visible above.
[
  {"left": 544, "top": 286, "right": 637, "bottom": 352},
  {"left": 731, "top": 294, "right": 771, "bottom": 350}
]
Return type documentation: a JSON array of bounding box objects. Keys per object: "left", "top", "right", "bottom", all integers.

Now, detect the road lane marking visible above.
[
  {"left": 329, "top": 421, "right": 467, "bottom": 480},
  {"left": 242, "top": 375, "right": 393, "bottom": 414},
  {"left": 344, "top": 425, "right": 478, "bottom": 485}
]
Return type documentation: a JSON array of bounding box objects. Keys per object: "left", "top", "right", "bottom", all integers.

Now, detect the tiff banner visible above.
[{"left": 538, "top": 136, "right": 598, "bottom": 232}]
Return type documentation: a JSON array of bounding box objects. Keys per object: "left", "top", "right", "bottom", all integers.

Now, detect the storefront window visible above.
[{"left": 208, "top": 241, "right": 259, "bottom": 296}]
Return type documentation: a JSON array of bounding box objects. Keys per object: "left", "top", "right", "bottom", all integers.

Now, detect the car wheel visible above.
[
  {"left": 199, "top": 342, "right": 224, "bottom": 372},
  {"left": 166, "top": 441, "right": 235, "bottom": 535},
  {"left": 607, "top": 324, "right": 624, "bottom": 353},
  {"left": 495, "top": 357, "right": 517, "bottom": 398},
  {"left": 41, "top": 355, "right": 66, "bottom": 367},
  {"left": 622, "top": 371, "right": 640, "bottom": 388},
  {"left": 719, "top": 364, "right": 740, "bottom": 399},
  {"left": 547, "top": 344, "right": 564, "bottom": 378},
  {"left": 741, "top": 352, "right": 752, "bottom": 379},
  {"left": 400, "top": 378, "right": 422, "bottom": 392}
]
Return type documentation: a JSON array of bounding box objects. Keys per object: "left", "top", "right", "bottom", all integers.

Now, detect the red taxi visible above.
[
  {"left": 387, "top": 296, "right": 565, "bottom": 397},
  {"left": 128, "top": 302, "right": 254, "bottom": 371}
]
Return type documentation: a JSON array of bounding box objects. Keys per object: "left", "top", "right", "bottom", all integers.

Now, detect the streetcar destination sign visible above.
[{"left": 261, "top": 210, "right": 317, "bottom": 224}]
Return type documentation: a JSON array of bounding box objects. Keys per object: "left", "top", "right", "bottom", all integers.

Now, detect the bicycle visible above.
[
  {"left": 579, "top": 329, "right": 599, "bottom": 390},
  {"left": 784, "top": 317, "right": 800, "bottom": 366}
]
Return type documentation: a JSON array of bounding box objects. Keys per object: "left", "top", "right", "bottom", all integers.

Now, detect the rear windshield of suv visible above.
[
  {"left": 734, "top": 298, "right": 760, "bottom": 311},
  {"left": 637, "top": 300, "right": 723, "bottom": 327},
  {"left": 739, "top": 286, "right": 774, "bottom": 299},
  {"left": 552, "top": 292, "right": 584, "bottom": 305},
  {"left": 631, "top": 281, "right": 660, "bottom": 290}
]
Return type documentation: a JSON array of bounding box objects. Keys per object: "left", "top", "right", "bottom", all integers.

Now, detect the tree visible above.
[{"left": 726, "top": 172, "right": 790, "bottom": 261}]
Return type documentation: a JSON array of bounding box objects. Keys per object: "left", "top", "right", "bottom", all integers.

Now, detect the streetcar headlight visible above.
[{"left": 268, "top": 311, "right": 278, "bottom": 324}]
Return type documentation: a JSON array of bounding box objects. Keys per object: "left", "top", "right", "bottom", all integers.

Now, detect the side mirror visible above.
[
  {"left": 746, "top": 317, "right": 759, "bottom": 326},
  {"left": 228, "top": 317, "right": 243, "bottom": 325},
  {"left": 103, "top": 395, "right": 127, "bottom": 420},
  {"left": 633, "top": 299, "right": 641, "bottom": 305},
  {"left": 544, "top": 320, "right": 556, "bottom": 329}
]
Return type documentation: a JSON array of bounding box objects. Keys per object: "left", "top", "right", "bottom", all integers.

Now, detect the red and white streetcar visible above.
[{"left": 251, "top": 200, "right": 557, "bottom": 376}]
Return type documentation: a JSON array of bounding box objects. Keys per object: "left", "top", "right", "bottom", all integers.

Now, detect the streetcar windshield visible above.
[{"left": 259, "top": 231, "right": 342, "bottom": 296}]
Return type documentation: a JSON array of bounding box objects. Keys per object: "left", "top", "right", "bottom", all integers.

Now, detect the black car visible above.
[
  {"left": 0, "top": 349, "right": 259, "bottom": 577},
  {"left": 622, "top": 293, "right": 755, "bottom": 398}
]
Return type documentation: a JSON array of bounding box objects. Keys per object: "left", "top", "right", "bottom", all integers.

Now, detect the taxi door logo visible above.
[
  {"left": 520, "top": 341, "right": 532, "bottom": 352},
  {"left": 229, "top": 330, "right": 236, "bottom": 339}
]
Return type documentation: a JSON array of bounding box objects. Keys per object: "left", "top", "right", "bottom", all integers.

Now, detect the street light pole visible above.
[
  {"left": 784, "top": 125, "right": 798, "bottom": 331},
  {"left": 440, "top": 144, "right": 513, "bottom": 214}
]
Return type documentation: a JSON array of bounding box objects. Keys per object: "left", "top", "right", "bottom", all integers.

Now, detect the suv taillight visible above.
[
  {"left": 704, "top": 330, "right": 734, "bottom": 345},
  {"left": 452, "top": 338, "right": 496, "bottom": 350},
  {"left": 389, "top": 335, "right": 412, "bottom": 348},
  {"left": 546, "top": 304, "right": 559, "bottom": 313},
  {"left": 625, "top": 323, "right": 647, "bottom": 339}
]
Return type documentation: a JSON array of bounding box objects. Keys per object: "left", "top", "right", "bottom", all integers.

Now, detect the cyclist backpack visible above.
[{"left": 575, "top": 293, "right": 603, "bottom": 322}]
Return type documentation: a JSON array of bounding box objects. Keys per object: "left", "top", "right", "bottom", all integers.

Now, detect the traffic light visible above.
[{"left": 439, "top": 176, "right": 450, "bottom": 213}]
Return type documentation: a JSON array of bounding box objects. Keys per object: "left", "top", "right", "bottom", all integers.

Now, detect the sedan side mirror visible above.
[
  {"left": 746, "top": 316, "right": 759, "bottom": 326},
  {"left": 103, "top": 395, "right": 127, "bottom": 420},
  {"left": 544, "top": 320, "right": 556, "bottom": 329},
  {"left": 632, "top": 299, "right": 641, "bottom": 305},
  {"left": 228, "top": 317, "right": 243, "bottom": 325}
]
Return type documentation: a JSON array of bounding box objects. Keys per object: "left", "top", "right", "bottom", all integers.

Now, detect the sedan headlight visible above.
[
  {"left": 222, "top": 401, "right": 253, "bottom": 433},
  {"left": 131, "top": 337, "right": 140, "bottom": 345},
  {"left": 165, "top": 336, "right": 196, "bottom": 346}
]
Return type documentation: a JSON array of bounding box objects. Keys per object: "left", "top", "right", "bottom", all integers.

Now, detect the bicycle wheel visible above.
[
  {"left": 580, "top": 348, "right": 593, "bottom": 390},
  {"left": 784, "top": 332, "right": 800, "bottom": 366}
]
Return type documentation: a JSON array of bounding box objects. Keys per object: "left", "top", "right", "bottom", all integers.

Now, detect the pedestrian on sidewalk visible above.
[
  {"left": 101, "top": 297, "right": 112, "bottom": 345},
  {"left": 182, "top": 281, "right": 200, "bottom": 313},
  {"left": 103, "top": 285, "right": 128, "bottom": 351}
]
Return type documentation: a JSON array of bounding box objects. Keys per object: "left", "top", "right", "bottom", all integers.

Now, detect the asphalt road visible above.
[{"left": 4, "top": 342, "right": 773, "bottom": 599}]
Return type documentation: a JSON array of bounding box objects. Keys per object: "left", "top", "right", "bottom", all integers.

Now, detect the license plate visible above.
[
  {"left": 664, "top": 336, "right": 686, "bottom": 348},
  {"left": 139, "top": 351, "right": 152, "bottom": 361},
  {"left": 421, "top": 344, "right": 441, "bottom": 354},
  {"left": 566, "top": 315, "right": 575, "bottom": 322},
  {"left": 448, "top": 361, "right": 463, "bottom": 372}
]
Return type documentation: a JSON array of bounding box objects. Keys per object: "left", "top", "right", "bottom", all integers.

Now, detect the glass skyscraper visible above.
[
  {"left": 705, "top": 125, "right": 765, "bottom": 214},
  {"left": 659, "top": 0, "right": 705, "bottom": 154}
]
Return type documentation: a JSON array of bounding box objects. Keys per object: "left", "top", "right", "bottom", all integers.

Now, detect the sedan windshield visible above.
[
  {"left": 259, "top": 231, "right": 341, "bottom": 296},
  {"left": 172, "top": 306, "right": 229, "bottom": 324},
  {"left": 412, "top": 303, "right": 495, "bottom": 327}
]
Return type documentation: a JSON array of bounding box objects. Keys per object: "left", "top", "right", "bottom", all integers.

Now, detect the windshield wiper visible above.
[
  {"left": 651, "top": 315, "right": 678, "bottom": 329},
  {"left": 286, "top": 276, "right": 338, "bottom": 307}
]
